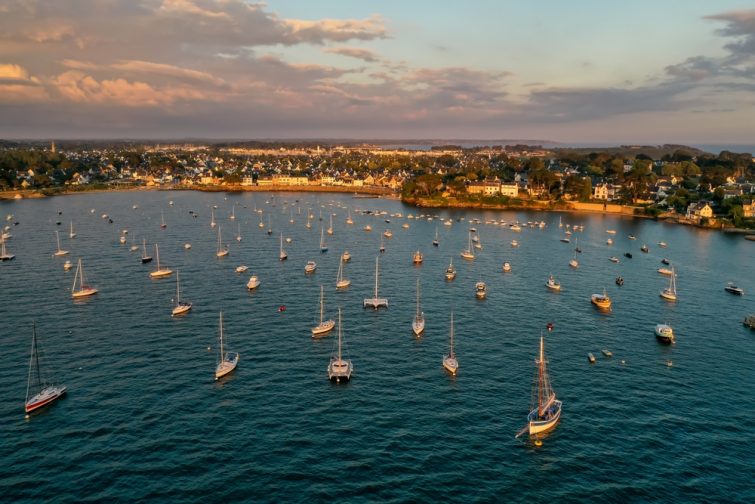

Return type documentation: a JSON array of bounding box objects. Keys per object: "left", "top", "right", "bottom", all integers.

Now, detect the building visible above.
[
  {"left": 686, "top": 201, "right": 713, "bottom": 221},
  {"left": 593, "top": 182, "right": 621, "bottom": 201},
  {"left": 468, "top": 178, "right": 502, "bottom": 196},
  {"left": 742, "top": 199, "right": 755, "bottom": 218},
  {"left": 500, "top": 182, "right": 519, "bottom": 197}
]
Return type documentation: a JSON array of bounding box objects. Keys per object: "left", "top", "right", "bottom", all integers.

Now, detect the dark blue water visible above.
[{"left": 1, "top": 191, "right": 753, "bottom": 502}]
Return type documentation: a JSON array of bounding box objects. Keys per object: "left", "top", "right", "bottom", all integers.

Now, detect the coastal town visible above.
[{"left": 1, "top": 140, "right": 754, "bottom": 230}]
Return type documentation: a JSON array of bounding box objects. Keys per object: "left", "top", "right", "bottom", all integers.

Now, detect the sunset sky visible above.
[{"left": 1, "top": 0, "right": 754, "bottom": 143}]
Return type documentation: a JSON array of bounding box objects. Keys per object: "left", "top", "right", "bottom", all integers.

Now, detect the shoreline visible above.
[{"left": 2, "top": 186, "right": 752, "bottom": 236}]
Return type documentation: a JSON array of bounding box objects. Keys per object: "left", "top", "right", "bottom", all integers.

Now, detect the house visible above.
[
  {"left": 742, "top": 199, "right": 755, "bottom": 218},
  {"left": 593, "top": 183, "right": 621, "bottom": 201},
  {"left": 500, "top": 182, "right": 519, "bottom": 197},
  {"left": 241, "top": 176, "right": 254, "bottom": 186},
  {"left": 468, "top": 178, "right": 502, "bottom": 196},
  {"left": 686, "top": 201, "right": 713, "bottom": 221}
]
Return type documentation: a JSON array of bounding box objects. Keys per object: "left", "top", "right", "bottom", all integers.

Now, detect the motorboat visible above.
[
  {"left": 591, "top": 290, "right": 612, "bottom": 310},
  {"left": 545, "top": 275, "right": 561, "bottom": 291},
  {"left": 246, "top": 275, "right": 261, "bottom": 290},
  {"left": 724, "top": 283, "right": 744, "bottom": 295},
  {"left": 475, "top": 281, "right": 487, "bottom": 299},
  {"left": 655, "top": 323, "right": 674, "bottom": 343},
  {"left": 304, "top": 260, "right": 317, "bottom": 274}
]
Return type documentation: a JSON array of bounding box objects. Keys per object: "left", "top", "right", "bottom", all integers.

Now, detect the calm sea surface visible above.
[{"left": 1, "top": 191, "right": 753, "bottom": 502}]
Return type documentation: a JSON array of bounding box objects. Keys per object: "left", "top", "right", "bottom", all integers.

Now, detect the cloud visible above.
[
  {"left": 284, "top": 15, "right": 388, "bottom": 44},
  {"left": 704, "top": 9, "right": 755, "bottom": 60},
  {"left": 325, "top": 47, "right": 382, "bottom": 63},
  {"left": 110, "top": 60, "right": 227, "bottom": 87},
  {"left": 0, "top": 63, "right": 49, "bottom": 103}
]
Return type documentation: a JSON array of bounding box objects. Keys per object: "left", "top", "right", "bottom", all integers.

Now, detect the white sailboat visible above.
[
  {"left": 312, "top": 285, "right": 336, "bottom": 337},
  {"left": 660, "top": 266, "right": 678, "bottom": 301},
  {"left": 0, "top": 238, "right": 15, "bottom": 261},
  {"left": 569, "top": 238, "right": 579, "bottom": 268},
  {"left": 336, "top": 255, "right": 351, "bottom": 289},
  {"left": 215, "top": 312, "right": 239, "bottom": 380},
  {"left": 25, "top": 322, "right": 67, "bottom": 415},
  {"left": 442, "top": 312, "right": 459, "bottom": 375},
  {"left": 160, "top": 211, "right": 167, "bottom": 229},
  {"left": 363, "top": 256, "right": 388, "bottom": 308},
  {"left": 53, "top": 230, "right": 69, "bottom": 256},
  {"left": 216, "top": 226, "right": 229, "bottom": 257},
  {"left": 328, "top": 308, "right": 353, "bottom": 383},
  {"left": 236, "top": 222, "right": 242, "bottom": 242},
  {"left": 412, "top": 278, "right": 425, "bottom": 336},
  {"left": 69, "top": 221, "right": 76, "bottom": 239},
  {"left": 460, "top": 230, "right": 475, "bottom": 260},
  {"left": 327, "top": 214, "right": 334, "bottom": 235},
  {"left": 279, "top": 233, "right": 288, "bottom": 261},
  {"left": 346, "top": 211, "right": 354, "bottom": 225},
  {"left": 171, "top": 271, "right": 192, "bottom": 316},
  {"left": 210, "top": 208, "right": 217, "bottom": 229},
  {"left": 433, "top": 226, "right": 439, "bottom": 247},
  {"left": 149, "top": 244, "right": 173, "bottom": 278},
  {"left": 545, "top": 274, "right": 561, "bottom": 291},
  {"left": 71, "top": 258, "right": 98, "bottom": 298},
  {"left": 523, "top": 335, "right": 562, "bottom": 436},
  {"left": 230, "top": 204, "right": 236, "bottom": 221}
]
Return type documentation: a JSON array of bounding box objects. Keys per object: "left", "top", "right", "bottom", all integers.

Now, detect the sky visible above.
[{"left": 1, "top": 0, "right": 754, "bottom": 143}]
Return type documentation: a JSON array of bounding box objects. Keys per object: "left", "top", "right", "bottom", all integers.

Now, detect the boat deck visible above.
[{"left": 363, "top": 298, "right": 388, "bottom": 309}]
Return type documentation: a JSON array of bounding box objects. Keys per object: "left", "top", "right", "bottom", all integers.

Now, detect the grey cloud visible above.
[{"left": 325, "top": 47, "right": 382, "bottom": 63}]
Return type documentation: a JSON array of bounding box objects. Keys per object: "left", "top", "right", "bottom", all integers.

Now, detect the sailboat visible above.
[
  {"left": 230, "top": 204, "right": 235, "bottom": 221},
  {"left": 69, "top": 221, "right": 76, "bottom": 239},
  {"left": 328, "top": 308, "right": 353, "bottom": 383},
  {"left": 346, "top": 211, "right": 354, "bottom": 225},
  {"left": 160, "top": 211, "right": 167, "bottom": 229},
  {"left": 0, "top": 238, "right": 15, "bottom": 261},
  {"left": 433, "top": 226, "right": 439, "bottom": 247},
  {"left": 171, "top": 271, "right": 192, "bottom": 316},
  {"left": 71, "top": 258, "right": 98, "bottom": 298},
  {"left": 210, "top": 208, "right": 217, "bottom": 229},
  {"left": 53, "top": 230, "right": 69, "bottom": 256},
  {"left": 412, "top": 250, "right": 423, "bottom": 264},
  {"left": 141, "top": 238, "right": 153, "bottom": 263},
  {"left": 363, "top": 256, "right": 388, "bottom": 308},
  {"left": 214, "top": 312, "right": 239, "bottom": 380},
  {"left": 442, "top": 312, "right": 459, "bottom": 375},
  {"left": 216, "top": 226, "right": 229, "bottom": 257},
  {"left": 327, "top": 214, "right": 334, "bottom": 235},
  {"left": 523, "top": 335, "right": 562, "bottom": 436},
  {"left": 412, "top": 278, "right": 425, "bottom": 336},
  {"left": 279, "top": 233, "right": 288, "bottom": 261},
  {"left": 569, "top": 238, "right": 579, "bottom": 268},
  {"left": 660, "top": 266, "right": 677, "bottom": 301},
  {"left": 24, "top": 322, "right": 67, "bottom": 415},
  {"left": 312, "top": 285, "right": 336, "bottom": 337},
  {"left": 149, "top": 244, "right": 173, "bottom": 278},
  {"left": 267, "top": 216, "right": 272, "bottom": 236},
  {"left": 236, "top": 222, "right": 242, "bottom": 242},
  {"left": 460, "top": 230, "right": 475, "bottom": 260},
  {"left": 336, "top": 255, "right": 351, "bottom": 289},
  {"left": 475, "top": 280, "right": 487, "bottom": 299},
  {"left": 320, "top": 227, "right": 328, "bottom": 253},
  {"left": 379, "top": 234, "right": 385, "bottom": 253}
]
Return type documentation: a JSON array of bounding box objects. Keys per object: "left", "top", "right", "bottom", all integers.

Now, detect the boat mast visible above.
[
  {"left": 218, "top": 312, "right": 224, "bottom": 360},
  {"left": 56, "top": 230, "right": 61, "bottom": 252},
  {"left": 337, "top": 308, "right": 342, "bottom": 360},
  {"left": 450, "top": 312, "right": 455, "bottom": 357},
  {"left": 374, "top": 257, "right": 379, "bottom": 298},
  {"left": 155, "top": 244, "right": 161, "bottom": 269},
  {"left": 416, "top": 278, "right": 420, "bottom": 318},
  {"left": 319, "top": 285, "right": 324, "bottom": 324},
  {"left": 537, "top": 336, "right": 545, "bottom": 416},
  {"left": 143, "top": 238, "right": 147, "bottom": 257},
  {"left": 26, "top": 322, "right": 40, "bottom": 402},
  {"left": 176, "top": 271, "right": 180, "bottom": 305}
]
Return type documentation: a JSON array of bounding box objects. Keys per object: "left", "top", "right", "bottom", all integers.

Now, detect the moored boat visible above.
[
  {"left": 724, "top": 283, "right": 744, "bottom": 295},
  {"left": 24, "top": 322, "right": 67, "bottom": 415},
  {"left": 655, "top": 323, "right": 674, "bottom": 343},
  {"left": 591, "top": 289, "right": 612, "bottom": 310},
  {"left": 524, "top": 335, "right": 562, "bottom": 436}
]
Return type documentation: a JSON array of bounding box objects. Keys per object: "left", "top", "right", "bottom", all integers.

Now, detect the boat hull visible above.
[
  {"left": 215, "top": 354, "right": 239, "bottom": 380},
  {"left": 25, "top": 385, "right": 67, "bottom": 414},
  {"left": 443, "top": 356, "right": 458, "bottom": 375},
  {"left": 72, "top": 287, "right": 98, "bottom": 298},
  {"left": 312, "top": 320, "right": 336, "bottom": 337},
  {"left": 528, "top": 400, "right": 562, "bottom": 435},
  {"left": 172, "top": 303, "right": 192, "bottom": 316}
]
